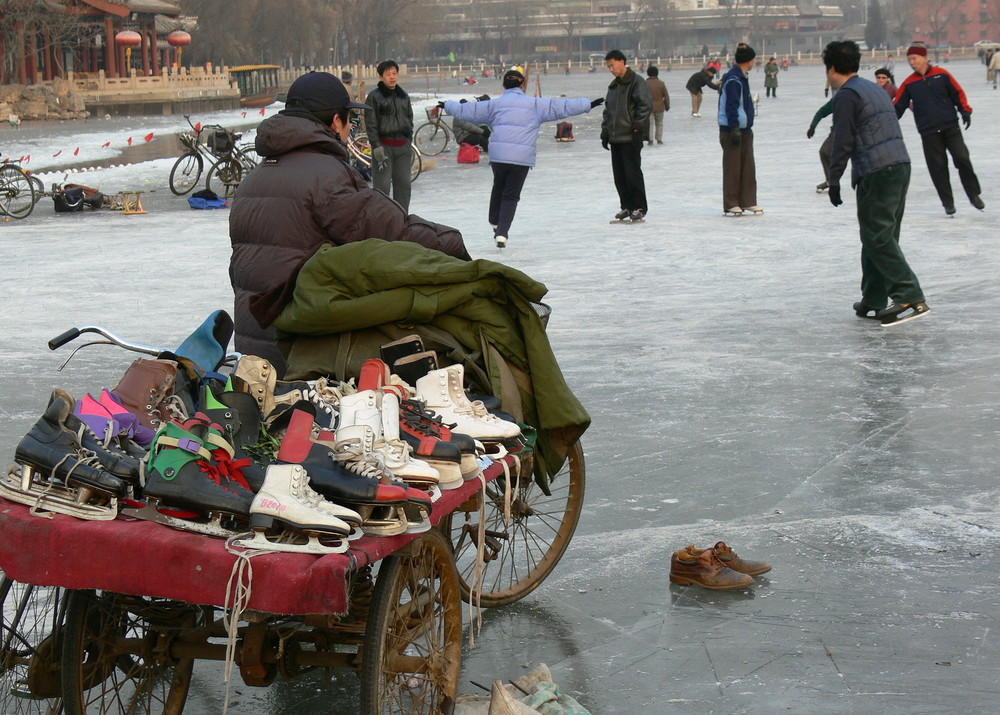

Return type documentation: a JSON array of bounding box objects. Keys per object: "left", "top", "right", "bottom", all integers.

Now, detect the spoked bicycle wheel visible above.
[
  {"left": 167, "top": 153, "right": 203, "bottom": 196},
  {"left": 413, "top": 122, "right": 449, "bottom": 156},
  {"left": 442, "top": 440, "right": 586, "bottom": 607},
  {"left": 0, "top": 165, "right": 38, "bottom": 219},
  {"left": 0, "top": 576, "right": 65, "bottom": 714},
  {"left": 205, "top": 157, "right": 242, "bottom": 198},
  {"left": 60, "top": 590, "right": 195, "bottom": 715},
  {"left": 410, "top": 146, "right": 422, "bottom": 182},
  {"left": 359, "top": 530, "right": 462, "bottom": 715}
]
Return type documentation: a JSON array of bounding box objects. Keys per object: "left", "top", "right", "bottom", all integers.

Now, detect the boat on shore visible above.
[{"left": 229, "top": 65, "right": 282, "bottom": 108}]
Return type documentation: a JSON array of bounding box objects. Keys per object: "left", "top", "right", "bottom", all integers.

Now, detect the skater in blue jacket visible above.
[{"left": 444, "top": 69, "right": 599, "bottom": 248}]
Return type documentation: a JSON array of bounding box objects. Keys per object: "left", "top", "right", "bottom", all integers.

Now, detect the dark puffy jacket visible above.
[
  {"left": 364, "top": 83, "right": 414, "bottom": 147},
  {"left": 601, "top": 68, "right": 652, "bottom": 143},
  {"left": 894, "top": 65, "right": 972, "bottom": 136},
  {"left": 229, "top": 112, "right": 469, "bottom": 374}
]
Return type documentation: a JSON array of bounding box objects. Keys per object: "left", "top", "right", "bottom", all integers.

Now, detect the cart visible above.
[{"left": 0, "top": 328, "right": 585, "bottom": 714}]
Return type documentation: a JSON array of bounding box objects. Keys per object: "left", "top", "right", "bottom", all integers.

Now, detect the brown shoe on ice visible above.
[
  {"left": 669, "top": 546, "right": 754, "bottom": 590},
  {"left": 701, "top": 541, "right": 772, "bottom": 576}
]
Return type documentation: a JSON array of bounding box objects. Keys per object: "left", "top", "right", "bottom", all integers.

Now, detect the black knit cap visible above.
[
  {"left": 734, "top": 44, "right": 756, "bottom": 64},
  {"left": 285, "top": 71, "right": 368, "bottom": 111},
  {"left": 503, "top": 69, "right": 524, "bottom": 83}
]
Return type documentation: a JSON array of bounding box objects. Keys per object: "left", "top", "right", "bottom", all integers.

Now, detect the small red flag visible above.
[
  {"left": 144, "top": 132, "right": 154, "bottom": 142},
  {"left": 102, "top": 141, "right": 111, "bottom": 148},
  {"left": 259, "top": 107, "right": 266, "bottom": 115},
  {"left": 194, "top": 122, "right": 202, "bottom": 132},
  {"left": 52, "top": 150, "right": 63, "bottom": 157},
  {"left": 241, "top": 111, "right": 247, "bottom": 118},
  {"left": 127, "top": 137, "right": 133, "bottom": 145},
  {"left": 73, "top": 147, "right": 80, "bottom": 156}
]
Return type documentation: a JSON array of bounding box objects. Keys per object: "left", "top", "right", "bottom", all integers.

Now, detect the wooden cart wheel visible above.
[
  {"left": 0, "top": 576, "right": 65, "bottom": 714},
  {"left": 60, "top": 591, "right": 194, "bottom": 715},
  {"left": 442, "top": 440, "right": 586, "bottom": 607},
  {"left": 359, "top": 529, "right": 462, "bottom": 714}
]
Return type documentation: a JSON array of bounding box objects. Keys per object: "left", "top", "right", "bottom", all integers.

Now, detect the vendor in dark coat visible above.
[{"left": 229, "top": 71, "right": 470, "bottom": 374}]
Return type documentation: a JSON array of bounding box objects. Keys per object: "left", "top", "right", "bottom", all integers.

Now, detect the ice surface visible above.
[{"left": 2, "top": 61, "right": 999, "bottom": 713}]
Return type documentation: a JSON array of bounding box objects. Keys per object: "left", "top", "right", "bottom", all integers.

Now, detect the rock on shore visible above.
[{"left": 1, "top": 80, "right": 90, "bottom": 122}]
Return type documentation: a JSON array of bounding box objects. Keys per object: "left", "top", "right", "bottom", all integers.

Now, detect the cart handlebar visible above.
[{"left": 48, "top": 326, "right": 165, "bottom": 356}]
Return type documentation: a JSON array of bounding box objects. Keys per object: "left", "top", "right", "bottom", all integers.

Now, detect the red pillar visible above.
[
  {"left": 15, "top": 20, "right": 27, "bottom": 85},
  {"left": 105, "top": 17, "right": 117, "bottom": 78},
  {"left": 140, "top": 23, "right": 151, "bottom": 76},
  {"left": 26, "top": 25, "right": 39, "bottom": 85}
]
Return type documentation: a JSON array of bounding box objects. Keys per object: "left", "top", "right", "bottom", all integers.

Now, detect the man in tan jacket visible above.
[{"left": 645, "top": 65, "right": 669, "bottom": 144}]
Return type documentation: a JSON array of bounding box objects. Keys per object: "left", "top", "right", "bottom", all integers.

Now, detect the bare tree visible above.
[
  {"left": 883, "top": 0, "right": 914, "bottom": 50},
  {"left": 912, "top": 0, "right": 964, "bottom": 60}
]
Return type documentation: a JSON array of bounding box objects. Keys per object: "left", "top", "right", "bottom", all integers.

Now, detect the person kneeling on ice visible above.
[{"left": 441, "top": 69, "right": 601, "bottom": 249}]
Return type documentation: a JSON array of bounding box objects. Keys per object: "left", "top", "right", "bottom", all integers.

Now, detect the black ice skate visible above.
[{"left": 0, "top": 389, "right": 130, "bottom": 520}]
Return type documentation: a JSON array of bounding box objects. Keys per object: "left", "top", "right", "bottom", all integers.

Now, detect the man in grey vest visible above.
[{"left": 825, "top": 40, "right": 930, "bottom": 327}]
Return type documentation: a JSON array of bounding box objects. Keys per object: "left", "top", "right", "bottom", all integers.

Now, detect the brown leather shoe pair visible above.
[{"left": 669, "top": 542, "right": 771, "bottom": 590}]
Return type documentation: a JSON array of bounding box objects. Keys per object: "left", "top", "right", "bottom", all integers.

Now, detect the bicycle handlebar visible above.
[{"left": 48, "top": 326, "right": 165, "bottom": 356}]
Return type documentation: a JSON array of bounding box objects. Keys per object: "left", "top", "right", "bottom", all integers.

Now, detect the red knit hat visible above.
[{"left": 906, "top": 45, "right": 928, "bottom": 57}]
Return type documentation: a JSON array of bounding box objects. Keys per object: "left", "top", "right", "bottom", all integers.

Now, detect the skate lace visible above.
[
  {"left": 50, "top": 447, "right": 102, "bottom": 483},
  {"left": 333, "top": 439, "right": 389, "bottom": 480},
  {"left": 152, "top": 394, "right": 188, "bottom": 427},
  {"left": 401, "top": 400, "right": 456, "bottom": 433}
]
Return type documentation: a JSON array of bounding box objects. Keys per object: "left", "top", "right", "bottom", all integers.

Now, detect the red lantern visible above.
[
  {"left": 167, "top": 30, "right": 192, "bottom": 68},
  {"left": 115, "top": 30, "right": 142, "bottom": 72}
]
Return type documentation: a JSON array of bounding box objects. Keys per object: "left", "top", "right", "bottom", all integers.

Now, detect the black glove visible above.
[
  {"left": 829, "top": 185, "right": 843, "bottom": 207},
  {"left": 730, "top": 128, "right": 742, "bottom": 147},
  {"left": 600, "top": 133, "right": 610, "bottom": 151},
  {"left": 482, "top": 126, "right": 491, "bottom": 139},
  {"left": 591, "top": 97, "right": 605, "bottom": 108},
  {"left": 459, "top": 98, "right": 468, "bottom": 103},
  {"left": 806, "top": 126, "right": 816, "bottom": 139},
  {"left": 436, "top": 101, "right": 445, "bottom": 109},
  {"left": 962, "top": 112, "right": 971, "bottom": 129}
]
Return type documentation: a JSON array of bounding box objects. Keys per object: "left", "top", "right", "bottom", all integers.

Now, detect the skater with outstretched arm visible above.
[
  {"left": 824, "top": 40, "right": 930, "bottom": 327},
  {"left": 442, "top": 69, "right": 599, "bottom": 248}
]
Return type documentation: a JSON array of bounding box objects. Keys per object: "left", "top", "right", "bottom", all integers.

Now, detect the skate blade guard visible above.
[
  {"left": 0, "top": 464, "right": 119, "bottom": 520},
  {"left": 120, "top": 498, "right": 248, "bottom": 537}
]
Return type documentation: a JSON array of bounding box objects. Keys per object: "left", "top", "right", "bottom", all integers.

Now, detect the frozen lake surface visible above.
[{"left": 2, "top": 60, "right": 1000, "bottom": 713}]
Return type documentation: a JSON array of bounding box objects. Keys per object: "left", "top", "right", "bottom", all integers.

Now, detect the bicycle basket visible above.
[
  {"left": 425, "top": 106, "right": 441, "bottom": 120},
  {"left": 207, "top": 130, "right": 235, "bottom": 156}
]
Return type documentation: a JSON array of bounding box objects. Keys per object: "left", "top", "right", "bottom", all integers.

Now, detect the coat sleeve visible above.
[
  {"left": 310, "top": 163, "right": 471, "bottom": 260},
  {"left": 444, "top": 100, "right": 493, "bottom": 124},
  {"left": 892, "top": 79, "right": 910, "bottom": 118},
  {"left": 535, "top": 96, "right": 592, "bottom": 123},
  {"left": 632, "top": 79, "right": 652, "bottom": 126},
  {"left": 364, "top": 90, "right": 382, "bottom": 147}
]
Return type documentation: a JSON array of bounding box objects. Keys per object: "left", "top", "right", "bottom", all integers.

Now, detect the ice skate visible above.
[
  {"left": 878, "top": 301, "right": 930, "bottom": 327},
  {"left": 332, "top": 424, "right": 431, "bottom": 535},
  {"left": 338, "top": 390, "right": 446, "bottom": 498},
  {"left": 233, "top": 355, "right": 305, "bottom": 419},
  {"left": 744, "top": 205, "right": 764, "bottom": 215},
  {"left": 609, "top": 209, "right": 630, "bottom": 224},
  {"left": 495, "top": 235, "right": 507, "bottom": 249},
  {"left": 201, "top": 380, "right": 270, "bottom": 491},
  {"left": 112, "top": 357, "right": 180, "bottom": 430},
  {"left": 415, "top": 365, "right": 521, "bottom": 445},
  {"left": 816, "top": 181, "right": 829, "bottom": 193},
  {"left": 724, "top": 206, "right": 744, "bottom": 216},
  {"left": 629, "top": 209, "right": 645, "bottom": 223},
  {"left": 10, "top": 390, "right": 133, "bottom": 511},
  {"left": 278, "top": 406, "right": 411, "bottom": 537},
  {"left": 397, "top": 394, "right": 482, "bottom": 478},
  {"left": 125, "top": 420, "right": 254, "bottom": 537},
  {"left": 232, "top": 463, "right": 357, "bottom": 555},
  {"left": 0, "top": 463, "right": 120, "bottom": 521}
]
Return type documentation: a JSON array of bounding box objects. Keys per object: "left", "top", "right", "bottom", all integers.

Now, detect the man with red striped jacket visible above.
[{"left": 893, "top": 44, "right": 984, "bottom": 216}]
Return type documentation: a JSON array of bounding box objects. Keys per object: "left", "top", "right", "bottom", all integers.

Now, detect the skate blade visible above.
[
  {"left": 402, "top": 504, "right": 432, "bottom": 534},
  {"left": 120, "top": 500, "right": 245, "bottom": 538},
  {"left": 0, "top": 464, "right": 118, "bottom": 520},
  {"left": 233, "top": 529, "right": 348, "bottom": 555},
  {"left": 356, "top": 504, "right": 409, "bottom": 537}
]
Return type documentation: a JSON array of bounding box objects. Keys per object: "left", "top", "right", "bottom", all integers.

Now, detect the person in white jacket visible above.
[{"left": 443, "top": 69, "right": 601, "bottom": 248}]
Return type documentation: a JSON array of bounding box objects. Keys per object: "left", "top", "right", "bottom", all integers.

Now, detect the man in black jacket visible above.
[
  {"left": 365, "top": 60, "right": 414, "bottom": 211},
  {"left": 229, "top": 72, "right": 470, "bottom": 372},
  {"left": 601, "top": 49, "right": 652, "bottom": 223},
  {"left": 825, "top": 41, "right": 929, "bottom": 327}
]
